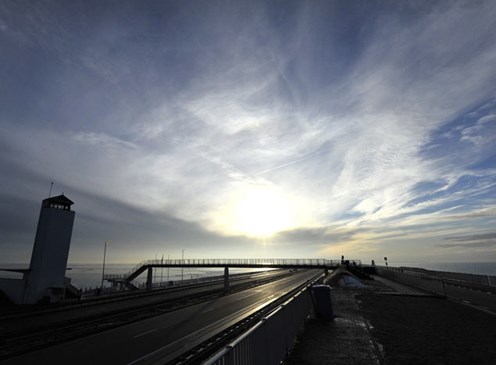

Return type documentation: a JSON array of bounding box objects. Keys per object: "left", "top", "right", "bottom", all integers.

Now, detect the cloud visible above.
[
  {"left": 439, "top": 241, "right": 496, "bottom": 249},
  {"left": 444, "top": 233, "right": 496, "bottom": 242},
  {"left": 1, "top": 1, "right": 496, "bottom": 262},
  {"left": 71, "top": 131, "right": 138, "bottom": 150}
]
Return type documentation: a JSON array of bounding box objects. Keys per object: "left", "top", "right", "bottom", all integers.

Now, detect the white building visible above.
[{"left": 0, "top": 194, "right": 76, "bottom": 304}]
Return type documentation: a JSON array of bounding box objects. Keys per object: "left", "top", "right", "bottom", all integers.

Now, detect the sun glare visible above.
[
  {"left": 236, "top": 188, "right": 292, "bottom": 236},
  {"left": 215, "top": 185, "right": 296, "bottom": 237}
]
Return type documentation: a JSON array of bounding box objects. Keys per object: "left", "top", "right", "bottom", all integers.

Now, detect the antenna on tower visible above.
[{"left": 48, "top": 182, "right": 54, "bottom": 197}]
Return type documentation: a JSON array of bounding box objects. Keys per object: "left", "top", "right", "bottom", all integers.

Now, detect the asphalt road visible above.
[
  {"left": 3, "top": 269, "right": 321, "bottom": 365},
  {"left": 0, "top": 269, "right": 287, "bottom": 334}
]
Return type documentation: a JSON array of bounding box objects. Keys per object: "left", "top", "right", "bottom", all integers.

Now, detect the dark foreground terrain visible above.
[
  {"left": 286, "top": 276, "right": 496, "bottom": 365},
  {"left": 360, "top": 295, "right": 496, "bottom": 364}
]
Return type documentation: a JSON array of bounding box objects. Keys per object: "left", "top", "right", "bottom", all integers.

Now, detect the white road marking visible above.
[
  {"left": 127, "top": 272, "right": 318, "bottom": 365},
  {"left": 127, "top": 295, "right": 276, "bottom": 365},
  {"left": 133, "top": 328, "right": 158, "bottom": 338}
]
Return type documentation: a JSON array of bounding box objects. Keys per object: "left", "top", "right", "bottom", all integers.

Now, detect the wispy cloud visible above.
[
  {"left": 1, "top": 1, "right": 495, "bottom": 263},
  {"left": 445, "top": 232, "right": 496, "bottom": 242}
]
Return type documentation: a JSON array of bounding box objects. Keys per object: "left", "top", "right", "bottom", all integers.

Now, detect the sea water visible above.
[
  {"left": 66, "top": 264, "right": 272, "bottom": 289},
  {"left": 0, "top": 263, "right": 231, "bottom": 289},
  {"left": 2, "top": 261, "right": 495, "bottom": 290},
  {"left": 67, "top": 262, "right": 496, "bottom": 288},
  {"left": 393, "top": 261, "right": 496, "bottom": 276},
  {"left": 67, "top": 264, "right": 253, "bottom": 289}
]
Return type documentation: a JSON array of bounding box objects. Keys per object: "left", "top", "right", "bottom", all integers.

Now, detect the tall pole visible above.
[
  {"left": 48, "top": 181, "right": 54, "bottom": 197},
  {"left": 161, "top": 254, "right": 164, "bottom": 287},
  {"left": 154, "top": 253, "right": 157, "bottom": 287},
  {"left": 167, "top": 254, "right": 170, "bottom": 282},
  {"left": 181, "top": 249, "right": 185, "bottom": 283},
  {"left": 101, "top": 241, "right": 107, "bottom": 294}
]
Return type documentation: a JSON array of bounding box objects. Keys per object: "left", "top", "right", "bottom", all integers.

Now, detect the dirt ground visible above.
[{"left": 358, "top": 295, "right": 496, "bottom": 365}]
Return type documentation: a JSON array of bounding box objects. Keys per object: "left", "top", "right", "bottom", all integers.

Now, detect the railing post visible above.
[{"left": 441, "top": 278, "right": 447, "bottom": 297}]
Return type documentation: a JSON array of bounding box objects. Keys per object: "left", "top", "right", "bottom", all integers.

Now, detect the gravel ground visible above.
[
  {"left": 359, "top": 294, "right": 496, "bottom": 365},
  {"left": 285, "top": 289, "right": 382, "bottom": 365}
]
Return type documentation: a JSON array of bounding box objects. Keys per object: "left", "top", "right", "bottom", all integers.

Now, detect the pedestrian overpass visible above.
[{"left": 104, "top": 258, "right": 361, "bottom": 290}]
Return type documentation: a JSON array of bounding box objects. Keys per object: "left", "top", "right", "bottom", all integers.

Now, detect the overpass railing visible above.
[
  {"left": 104, "top": 258, "right": 347, "bottom": 282},
  {"left": 203, "top": 285, "right": 314, "bottom": 365}
]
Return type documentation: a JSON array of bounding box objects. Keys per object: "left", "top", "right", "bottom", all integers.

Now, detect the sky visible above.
[{"left": 0, "top": 0, "right": 495, "bottom": 266}]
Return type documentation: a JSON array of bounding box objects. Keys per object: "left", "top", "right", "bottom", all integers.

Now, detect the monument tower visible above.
[{"left": 24, "top": 194, "right": 75, "bottom": 303}]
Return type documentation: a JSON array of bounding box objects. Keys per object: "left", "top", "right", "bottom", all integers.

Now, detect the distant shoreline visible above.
[{"left": 1, "top": 261, "right": 495, "bottom": 289}]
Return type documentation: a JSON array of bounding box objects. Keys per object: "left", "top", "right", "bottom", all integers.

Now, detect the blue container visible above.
[{"left": 311, "top": 284, "right": 334, "bottom": 321}]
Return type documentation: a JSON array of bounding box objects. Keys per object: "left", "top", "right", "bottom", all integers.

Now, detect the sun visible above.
[
  {"left": 215, "top": 185, "right": 296, "bottom": 237},
  {"left": 235, "top": 188, "right": 293, "bottom": 237}
]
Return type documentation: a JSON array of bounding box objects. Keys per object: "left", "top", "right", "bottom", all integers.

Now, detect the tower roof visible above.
[{"left": 42, "top": 194, "right": 74, "bottom": 207}]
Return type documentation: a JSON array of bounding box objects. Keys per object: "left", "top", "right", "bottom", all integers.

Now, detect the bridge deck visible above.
[{"left": 104, "top": 258, "right": 360, "bottom": 282}]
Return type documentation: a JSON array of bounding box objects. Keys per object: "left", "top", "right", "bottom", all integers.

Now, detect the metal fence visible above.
[
  {"left": 417, "top": 270, "right": 496, "bottom": 287},
  {"left": 104, "top": 258, "right": 347, "bottom": 281},
  {"left": 377, "top": 266, "right": 446, "bottom": 295},
  {"left": 376, "top": 265, "right": 496, "bottom": 295},
  {"left": 204, "top": 287, "right": 313, "bottom": 365}
]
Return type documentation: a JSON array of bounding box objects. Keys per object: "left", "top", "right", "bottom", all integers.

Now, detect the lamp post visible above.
[
  {"left": 154, "top": 253, "right": 157, "bottom": 287},
  {"left": 167, "top": 254, "right": 170, "bottom": 283},
  {"left": 100, "top": 241, "right": 107, "bottom": 295},
  {"left": 161, "top": 254, "right": 164, "bottom": 287},
  {"left": 181, "top": 249, "right": 185, "bottom": 283}
]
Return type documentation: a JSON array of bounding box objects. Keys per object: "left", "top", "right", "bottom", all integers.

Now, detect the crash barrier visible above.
[
  {"left": 432, "top": 270, "right": 496, "bottom": 286},
  {"left": 377, "top": 266, "right": 446, "bottom": 296},
  {"left": 376, "top": 265, "right": 496, "bottom": 294},
  {"left": 204, "top": 287, "right": 313, "bottom": 365}
]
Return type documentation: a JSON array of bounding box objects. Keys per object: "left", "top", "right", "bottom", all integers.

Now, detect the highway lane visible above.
[
  {"left": 0, "top": 269, "right": 288, "bottom": 334},
  {"left": 3, "top": 269, "right": 321, "bottom": 365}
]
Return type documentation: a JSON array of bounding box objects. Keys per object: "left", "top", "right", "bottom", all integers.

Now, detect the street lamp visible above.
[
  {"left": 161, "top": 254, "right": 164, "bottom": 287},
  {"left": 100, "top": 241, "right": 107, "bottom": 295},
  {"left": 181, "top": 249, "right": 186, "bottom": 283},
  {"left": 154, "top": 253, "right": 157, "bottom": 286}
]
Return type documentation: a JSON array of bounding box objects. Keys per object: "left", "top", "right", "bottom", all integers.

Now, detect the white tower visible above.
[{"left": 24, "top": 194, "right": 75, "bottom": 304}]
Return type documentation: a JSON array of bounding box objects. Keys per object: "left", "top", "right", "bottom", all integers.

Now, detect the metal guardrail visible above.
[
  {"left": 104, "top": 258, "right": 349, "bottom": 282},
  {"left": 376, "top": 265, "right": 496, "bottom": 295},
  {"left": 203, "top": 283, "right": 316, "bottom": 365},
  {"left": 439, "top": 271, "right": 496, "bottom": 286},
  {"left": 377, "top": 267, "right": 446, "bottom": 295}
]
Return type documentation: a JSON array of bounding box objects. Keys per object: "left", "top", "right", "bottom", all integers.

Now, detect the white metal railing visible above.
[{"left": 203, "top": 287, "right": 313, "bottom": 365}]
